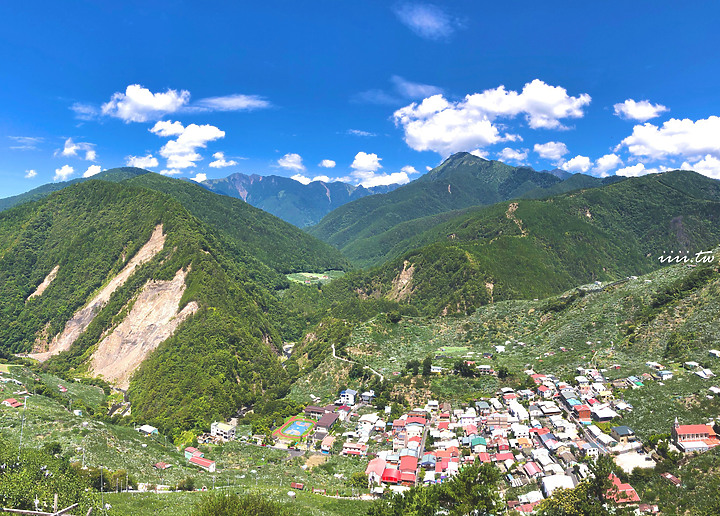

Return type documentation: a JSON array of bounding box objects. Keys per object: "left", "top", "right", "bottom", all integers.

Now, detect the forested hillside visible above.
[
  {"left": 0, "top": 177, "right": 347, "bottom": 433},
  {"left": 309, "top": 153, "right": 621, "bottom": 267},
  {"left": 311, "top": 170, "right": 720, "bottom": 316}
]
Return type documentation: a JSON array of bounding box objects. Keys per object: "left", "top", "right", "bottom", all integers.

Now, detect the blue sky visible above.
[{"left": 2, "top": 1, "right": 720, "bottom": 197}]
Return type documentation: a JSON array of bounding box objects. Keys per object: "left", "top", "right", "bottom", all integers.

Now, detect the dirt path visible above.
[{"left": 331, "top": 343, "right": 384, "bottom": 382}]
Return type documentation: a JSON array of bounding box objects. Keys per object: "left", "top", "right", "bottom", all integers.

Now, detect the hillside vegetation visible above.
[
  {"left": 0, "top": 176, "right": 349, "bottom": 433},
  {"left": 319, "top": 170, "right": 720, "bottom": 315},
  {"left": 309, "top": 153, "right": 620, "bottom": 267}
]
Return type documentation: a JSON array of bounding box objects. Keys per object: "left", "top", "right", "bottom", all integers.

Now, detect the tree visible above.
[
  {"left": 406, "top": 359, "right": 421, "bottom": 376},
  {"left": 191, "top": 492, "right": 291, "bottom": 516},
  {"left": 349, "top": 472, "right": 368, "bottom": 488},
  {"left": 422, "top": 356, "right": 432, "bottom": 377},
  {"left": 177, "top": 476, "right": 196, "bottom": 491}
]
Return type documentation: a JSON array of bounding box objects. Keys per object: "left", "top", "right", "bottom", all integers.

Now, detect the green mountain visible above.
[
  {"left": 202, "top": 173, "right": 398, "bottom": 227},
  {"left": 321, "top": 170, "right": 720, "bottom": 316},
  {"left": 0, "top": 167, "right": 151, "bottom": 212},
  {"left": 308, "top": 153, "right": 621, "bottom": 267},
  {"left": 0, "top": 175, "right": 348, "bottom": 433}
]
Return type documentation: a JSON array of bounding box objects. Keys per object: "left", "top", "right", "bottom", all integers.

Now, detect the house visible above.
[
  {"left": 672, "top": 420, "right": 720, "bottom": 452},
  {"left": 339, "top": 389, "right": 357, "bottom": 406},
  {"left": 137, "top": 424, "right": 158, "bottom": 436},
  {"left": 321, "top": 434, "right": 336, "bottom": 453},
  {"left": 316, "top": 412, "right": 340, "bottom": 432},
  {"left": 154, "top": 462, "right": 172, "bottom": 470},
  {"left": 430, "top": 365, "right": 443, "bottom": 374},
  {"left": 709, "top": 349, "right": 720, "bottom": 358},
  {"left": 304, "top": 405, "right": 327, "bottom": 419},
  {"left": 189, "top": 456, "right": 216, "bottom": 473},
  {"left": 661, "top": 472, "right": 681, "bottom": 487},
  {"left": 342, "top": 442, "right": 368, "bottom": 456},
  {"left": 541, "top": 475, "right": 575, "bottom": 497},
  {"left": 573, "top": 404, "right": 591, "bottom": 421},
  {"left": 290, "top": 482, "right": 305, "bottom": 490},
  {"left": 381, "top": 468, "right": 401, "bottom": 485},
  {"left": 2, "top": 398, "right": 23, "bottom": 408},
  {"left": 658, "top": 370, "right": 673, "bottom": 381},
  {"left": 606, "top": 473, "right": 640, "bottom": 504},
  {"left": 210, "top": 421, "right": 236, "bottom": 441},
  {"left": 184, "top": 447, "right": 203, "bottom": 459},
  {"left": 361, "top": 390, "right": 375, "bottom": 403},
  {"left": 611, "top": 426, "right": 636, "bottom": 444},
  {"left": 365, "top": 458, "right": 386, "bottom": 485}
]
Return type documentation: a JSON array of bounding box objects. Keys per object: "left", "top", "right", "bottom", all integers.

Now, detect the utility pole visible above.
[{"left": 17, "top": 395, "right": 29, "bottom": 462}]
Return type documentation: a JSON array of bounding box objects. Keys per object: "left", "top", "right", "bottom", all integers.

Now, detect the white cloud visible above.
[
  {"left": 70, "top": 103, "right": 99, "bottom": 121},
  {"left": 561, "top": 155, "right": 592, "bottom": 173},
  {"left": 54, "top": 165, "right": 74, "bottom": 181},
  {"left": 469, "top": 149, "right": 489, "bottom": 159},
  {"left": 390, "top": 75, "right": 443, "bottom": 99},
  {"left": 394, "top": 3, "right": 458, "bottom": 40},
  {"left": 359, "top": 171, "right": 412, "bottom": 188},
  {"left": 150, "top": 120, "right": 185, "bottom": 137},
  {"left": 613, "top": 99, "right": 668, "bottom": 122},
  {"left": 291, "top": 174, "right": 311, "bottom": 185},
  {"left": 278, "top": 153, "right": 305, "bottom": 171},
  {"left": 534, "top": 141, "right": 568, "bottom": 162},
  {"left": 9, "top": 136, "right": 43, "bottom": 150},
  {"left": 190, "top": 172, "right": 208, "bottom": 182},
  {"left": 102, "top": 85, "right": 190, "bottom": 123},
  {"left": 24, "top": 169, "right": 37, "bottom": 178},
  {"left": 83, "top": 165, "right": 102, "bottom": 178},
  {"left": 193, "top": 94, "right": 270, "bottom": 112},
  {"left": 497, "top": 147, "right": 528, "bottom": 165},
  {"left": 59, "top": 138, "right": 96, "bottom": 160},
  {"left": 151, "top": 121, "right": 225, "bottom": 170},
  {"left": 592, "top": 153, "right": 623, "bottom": 177},
  {"left": 126, "top": 154, "right": 159, "bottom": 169},
  {"left": 393, "top": 79, "right": 591, "bottom": 156},
  {"left": 681, "top": 155, "right": 720, "bottom": 179},
  {"left": 319, "top": 159, "right": 336, "bottom": 168},
  {"left": 347, "top": 129, "right": 377, "bottom": 137},
  {"left": 617, "top": 116, "right": 720, "bottom": 162},
  {"left": 614, "top": 163, "right": 668, "bottom": 177},
  {"left": 208, "top": 151, "right": 237, "bottom": 168},
  {"left": 313, "top": 175, "right": 331, "bottom": 183},
  {"left": 351, "top": 152, "right": 382, "bottom": 173},
  {"left": 160, "top": 169, "right": 182, "bottom": 176},
  {"left": 426, "top": 165, "right": 433, "bottom": 171},
  {"left": 401, "top": 165, "right": 419, "bottom": 175}
]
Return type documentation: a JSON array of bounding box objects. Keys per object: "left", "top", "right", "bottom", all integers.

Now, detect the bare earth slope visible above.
[
  {"left": 90, "top": 267, "right": 198, "bottom": 389},
  {"left": 29, "top": 225, "right": 165, "bottom": 361}
]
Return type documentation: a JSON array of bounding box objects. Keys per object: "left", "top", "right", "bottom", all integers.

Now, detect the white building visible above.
[{"left": 211, "top": 421, "right": 236, "bottom": 441}]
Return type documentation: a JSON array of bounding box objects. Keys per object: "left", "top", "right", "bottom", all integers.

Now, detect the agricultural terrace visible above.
[{"left": 286, "top": 270, "right": 344, "bottom": 285}]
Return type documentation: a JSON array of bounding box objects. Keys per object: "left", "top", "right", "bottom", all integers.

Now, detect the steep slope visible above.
[
  {"left": 202, "top": 173, "right": 398, "bottom": 227},
  {"left": 0, "top": 167, "right": 150, "bottom": 212},
  {"left": 309, "top": 153, "right": 619, "bottom": 267},
  {"left": 122, "top": 172, "right": 351, "bottom": 274},
  {"left": 0, "top": 179, "right": 294, "bottom": 431},
  {"left": 323, "top": 170, "right": 720, "bottom": 315}
]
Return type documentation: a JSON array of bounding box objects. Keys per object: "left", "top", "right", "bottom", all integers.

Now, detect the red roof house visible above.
[{"left": 607, "top": 473, "right": 640, "bottom": 504}]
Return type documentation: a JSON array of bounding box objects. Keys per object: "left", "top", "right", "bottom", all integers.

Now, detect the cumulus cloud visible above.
[
  {"left": 83, "top": 165, "right": 102, "bottom": 178},
  {"left": 319, "top": 159, "right": 336, "bottom": 168},
  {"left": 208, "top": 152, "right": 237, "bottom": 168},
  {"left": 614, "top": 163, "right": 669, "bottom": 177},
  {"left": 54, "top": 165, "right": 74, "bottom": 181},
  {"left": 613, "top": 99, "right": 668, "bottom": 122},
  {"left": 534, "top": 141, "right": 568, "bottom": 163},
  {"left": 617, "top": 116, "right": 720, "bottom": 162},
  {"left": 291, "top": 174, "right": 333, "bottom": 185},
  {"left": 497, "top": 147, "right": 528, "bottom": 165},
  {"left": 151, "top": 121, "right": 225, "bottom": 169},
  {"left": 89, "top": 84, "right": 271, "bottom": 123},
  {"left": 681, "top": 155, "right": 720, "bottom": 179},
  {"left": 561, "top": 155, "right": 592, "bottom": 173},
  {"left": 24, "top": 169, "right": 37, "bottom": 178},
  {"left": 393, "top": 79, "right": 591, "bottom": 156},
  {"left": 9, "top": 136, "right": 43, "bottom": 150},
  {"left": 351, "top": 152, "right": 382, "bottom": 173},
  {"left": 278, "top": 153, "right": 305, "bottom": 171},
  {"left": 401, "top": 165, "right": 419, "bottom": 175},
  {"left": 592, "top": 153, "right": 623, "bottom": 177},
  {"left": 190, "top": 172, "right": 208, "bottom": 182},
  {"left": 469, "top": 149, "right": 489, "bottom": 159},
  {"left": 59, "top": 138, "right": 96, "bottom": 160},
  {"left": 126, "top": 154, "right": 159, "bottom": 169},
  {"left": 160, "top": 169, "right": 182, "bottom": 176},
  {"left": 102, "top": 85, "right": 190, "bottom": 123},
  {"left": 394, "top": 3, "right": 459, "bottom": 40}
]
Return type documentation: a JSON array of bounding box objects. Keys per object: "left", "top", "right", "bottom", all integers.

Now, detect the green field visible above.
[{"left": 287, "top": 270, "right": 345, "bottom": 285}]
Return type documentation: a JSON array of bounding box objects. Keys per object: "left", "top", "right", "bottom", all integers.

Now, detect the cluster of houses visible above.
[{"left": 183, "top": 446, "right": 216, "bottom": 473}]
